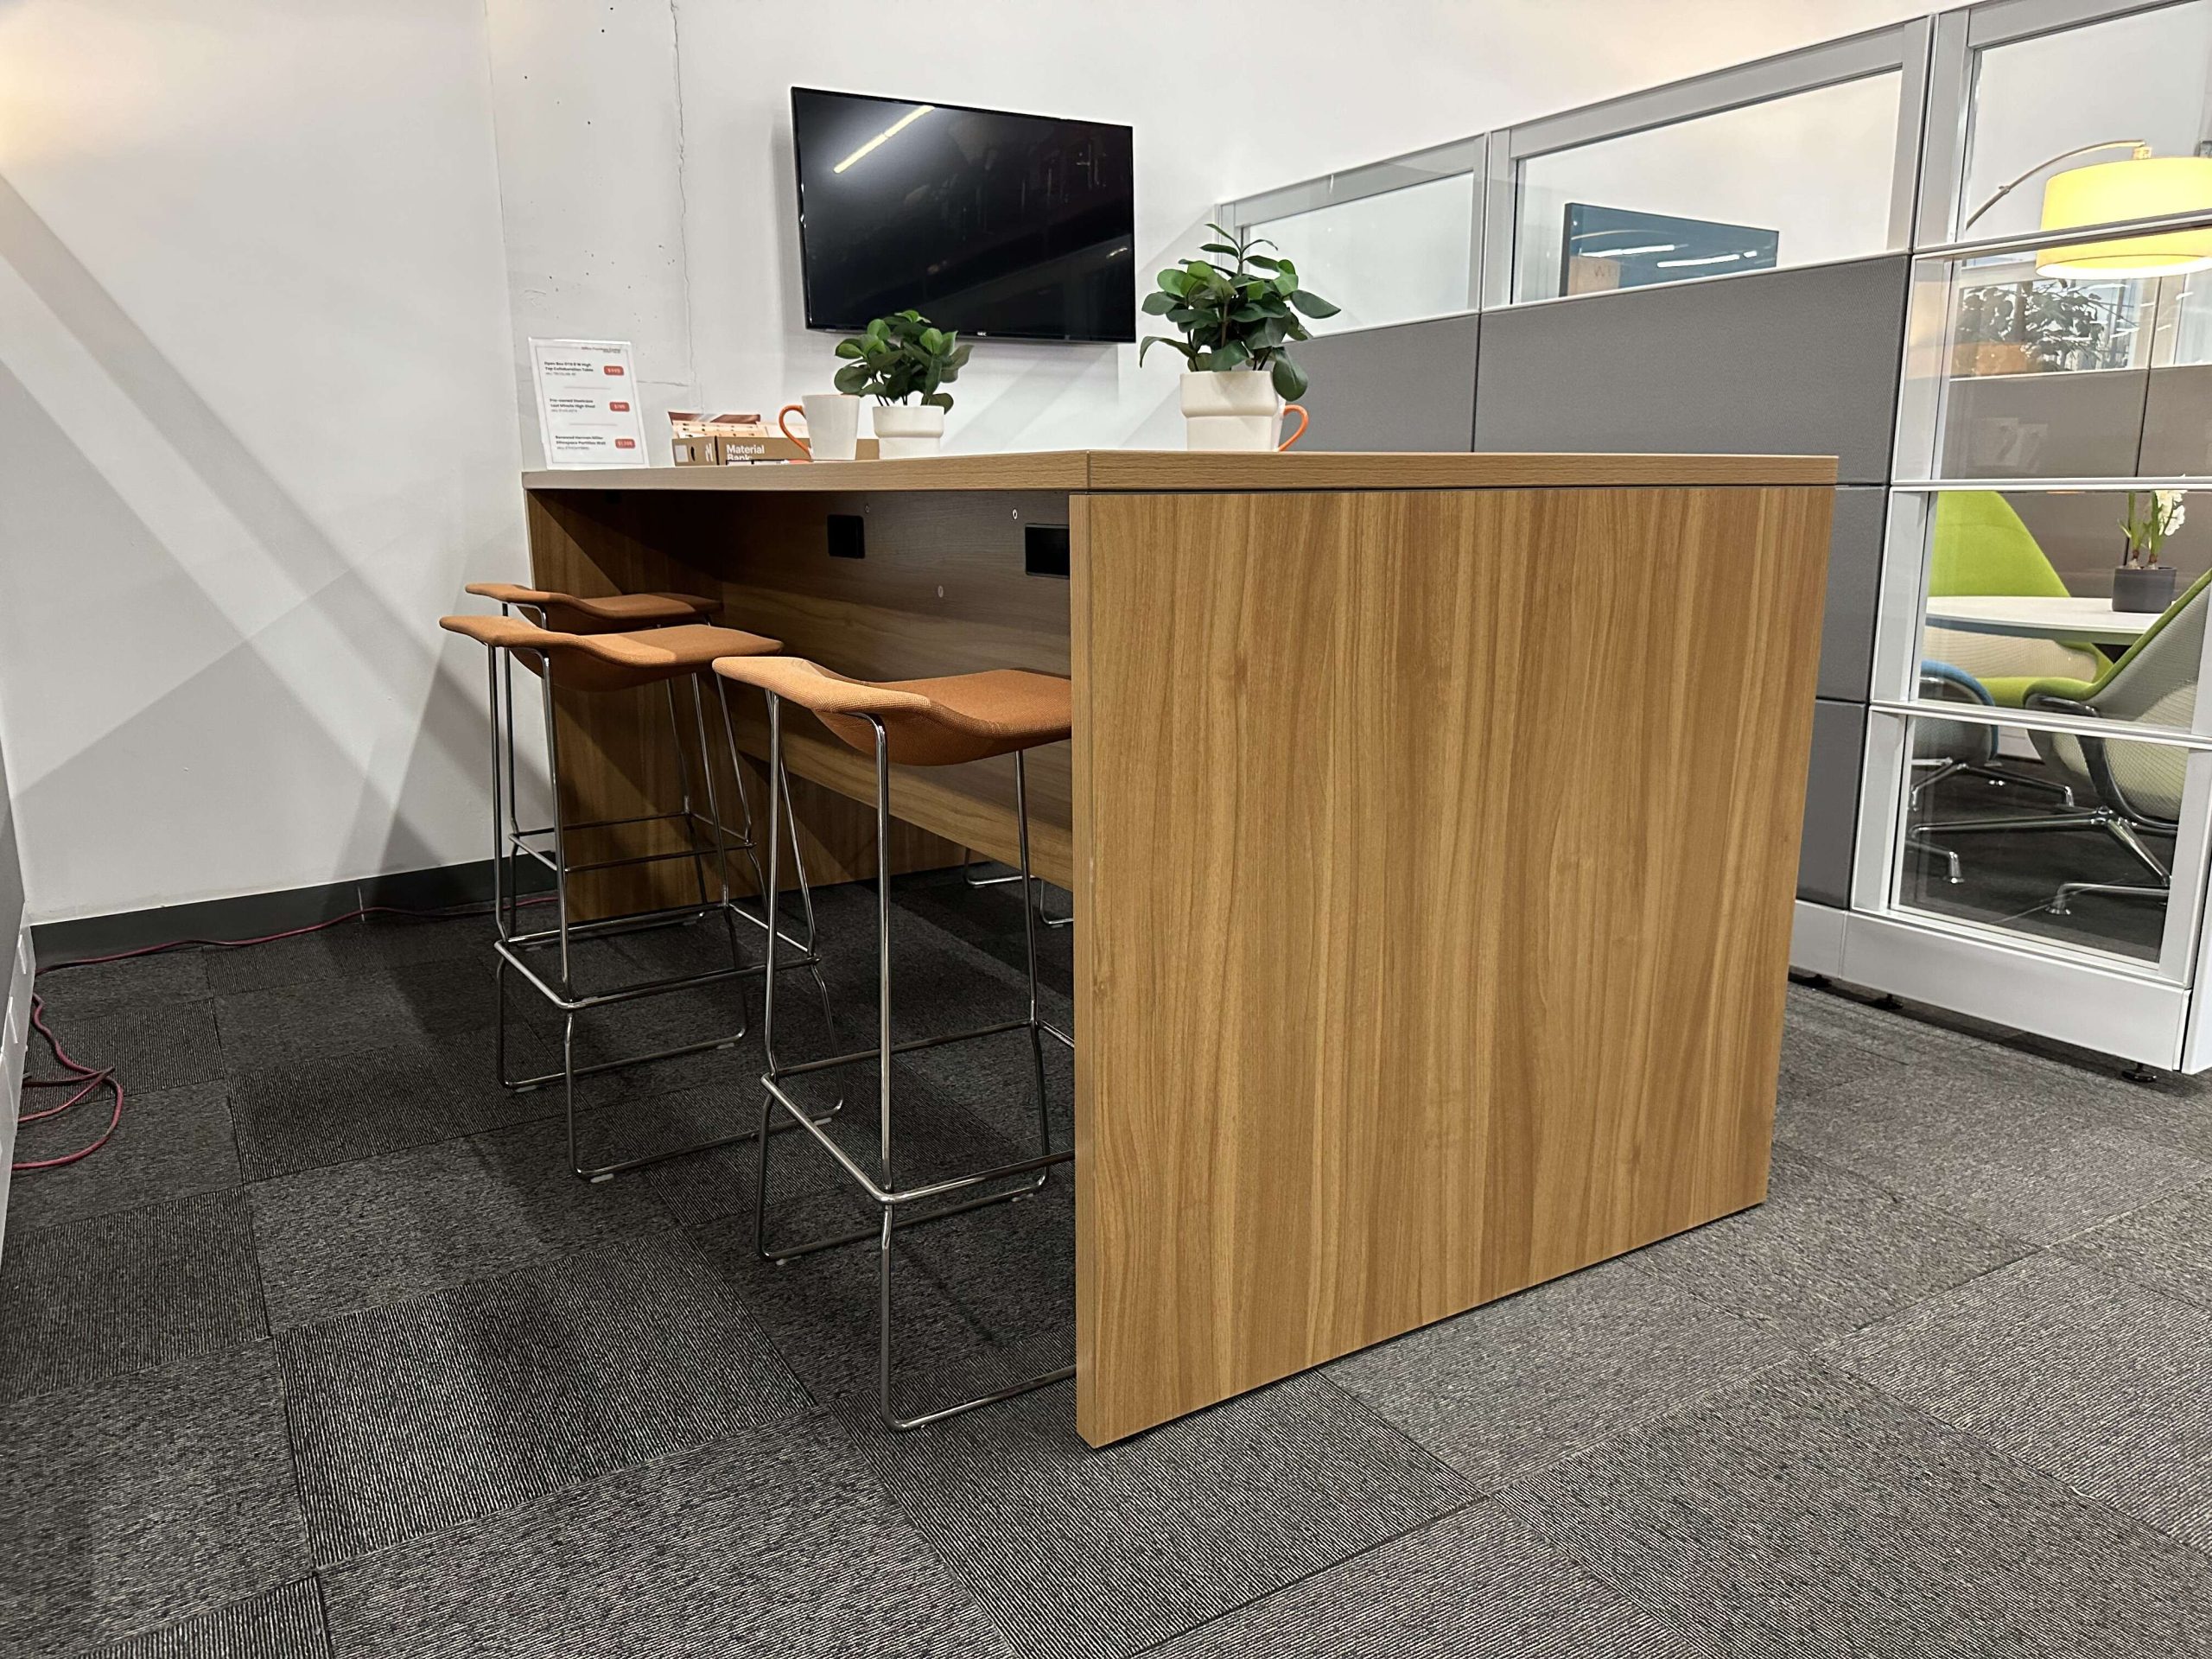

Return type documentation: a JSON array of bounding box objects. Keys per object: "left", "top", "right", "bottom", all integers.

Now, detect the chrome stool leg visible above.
[
  {"left": 753, "top": 696, "right": 1071, "bottom": 1428},
  {"left": 482, "top": 657, "right": 832, "bottom": 1182}
]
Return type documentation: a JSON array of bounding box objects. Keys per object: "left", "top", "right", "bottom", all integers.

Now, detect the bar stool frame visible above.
[
  {"left": 752, "top": 693, "right": 1074, "bottom": 1429},
  {"left": 480, "top": 613, "right": 835, "bottom": 1181}
]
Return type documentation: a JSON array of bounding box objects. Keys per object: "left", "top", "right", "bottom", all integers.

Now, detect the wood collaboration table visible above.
[{"left": 521, "top": 449, "right": 1836, "bottom": 1446}]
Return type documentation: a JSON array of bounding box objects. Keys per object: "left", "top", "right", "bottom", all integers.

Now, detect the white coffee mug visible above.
[{"left": 777, "top": 393, "right": 861, "bottom": 461}]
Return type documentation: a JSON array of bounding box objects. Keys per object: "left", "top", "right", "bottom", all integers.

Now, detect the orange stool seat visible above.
[
  {"left": 442, "top": 615, "right": 780, "bottom": 694},
  {"left": 710, "top": 658, "right": 1071, "bottom": 766},
  {"left": 464, "top": 582, "right": 720, "bottom": 634}
]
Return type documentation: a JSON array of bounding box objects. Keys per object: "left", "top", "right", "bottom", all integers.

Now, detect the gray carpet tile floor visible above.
[
  {"left": 79, "top": 1580, "right": 328, "bottom": 1659},
  {"left": 1143, "top": 1500, "right": 1715, "bottom": 1659},
  {"left": 0, "top": 1344, "right": 310, "bottom": 1654},
  {"left": 8, "top": 882, "right": 2212, "bottom": 1656}
]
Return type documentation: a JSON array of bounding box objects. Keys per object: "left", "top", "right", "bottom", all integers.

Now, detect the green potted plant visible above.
[
  {"left": 834, "top": 309, "right": 973, "bottom": 457},
  {"left": 2115, "top": 489, "right": 2186, "bottom": 613},
  {"left": 1140, "top": 224, "right": 1338, "bottom": 450}
]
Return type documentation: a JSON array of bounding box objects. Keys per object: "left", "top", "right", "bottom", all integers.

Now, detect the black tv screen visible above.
[{"left": 791, "top": 87, "right": 1135, "bottom": 342}]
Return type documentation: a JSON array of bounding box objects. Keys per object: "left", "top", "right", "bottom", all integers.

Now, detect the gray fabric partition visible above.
[
  {"left": 1294, "top": 315, "right": 1478, "bottom": 453},
  {"left": 1801, "top": 701, "right": 1866, "bottom": 909},
  {"left": 1821, "top": 487, "right": 1885, "bottom": 704},
  {"left": 1469, "top": 256, "right": 1910, "bottom": 486}
]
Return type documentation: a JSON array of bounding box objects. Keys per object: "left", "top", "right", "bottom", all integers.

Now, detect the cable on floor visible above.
[{"left": 11, "top": 893, "right": 550, "bottom": 1174}]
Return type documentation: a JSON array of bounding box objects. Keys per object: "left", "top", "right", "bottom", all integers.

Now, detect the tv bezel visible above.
[{"left": 790, "top": 85, "right": 1136, "bottom": 345}]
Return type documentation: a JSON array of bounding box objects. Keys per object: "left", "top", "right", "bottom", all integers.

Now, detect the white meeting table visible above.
[{"left": 1925, "top": 594, "right": 2158, "bottom": 646}]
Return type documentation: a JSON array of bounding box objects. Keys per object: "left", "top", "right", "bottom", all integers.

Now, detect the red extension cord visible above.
[{"left": 11, "top": 897, "right": 546, "bottom": 1175}]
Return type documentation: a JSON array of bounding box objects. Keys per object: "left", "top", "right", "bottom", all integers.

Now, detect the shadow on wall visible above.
[{"left": 0, "top": 171, "right": 521, "bottom": 918}]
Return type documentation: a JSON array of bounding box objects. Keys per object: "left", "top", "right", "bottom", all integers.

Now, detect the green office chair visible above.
[
  {"left": 1925, "top": 490, "right": 2104, "bottom": 707},
  {"left": 1915, "top": 569, "right": 2208, "bottom": 916}
]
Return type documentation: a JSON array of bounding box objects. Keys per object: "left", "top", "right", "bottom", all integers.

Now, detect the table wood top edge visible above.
[{"left": 520, "top": 451, "right": 1840, "bottom": 493}]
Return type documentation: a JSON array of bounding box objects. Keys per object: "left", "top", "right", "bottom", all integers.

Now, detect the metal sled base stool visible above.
[
  {"left": 715, "top": 653, "right": 1075, "bottom": 1430},
  {"left": 442, "top": 606, "right": 836, "bottom": 1181}
]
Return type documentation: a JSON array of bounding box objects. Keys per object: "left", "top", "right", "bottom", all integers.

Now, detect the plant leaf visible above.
[
  {"left": 834, "top": 339, "right": 865, "bottom": 359},
  {"left": 1273, "top": 271, "right": 1298, "bottom": 296},
  {"left": 1246, "top": 253, "right": 1282, "bottom": 271},
  {"left": 1141, "top": 291, "right": 1179, "bottom": 315},
  {"left": 1270, "top": 352, "right": 1308, "bottom": 401},
  {"left": 1199, "top": 242, "right": 1240, "bottom": 257},
  {"left": 833, "top": 362, "right": 870, "bottom": 394},
  {"left": 1288, "top": 290, "right": 1340, "bottom": 318},
  {"left": 923, "top": 391, "right": 953, "bottom": 409},
  {"left": 1213, "top": 340, "right": 1250, "bottom": 370}
]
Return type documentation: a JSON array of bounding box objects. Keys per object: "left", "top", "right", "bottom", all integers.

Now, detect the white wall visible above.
[
  {"left": 0, "top": 0, "right": 524, "bottom": 925},
  {"left": 0, "top": 0, "right": 1930, "bottom": 925}
]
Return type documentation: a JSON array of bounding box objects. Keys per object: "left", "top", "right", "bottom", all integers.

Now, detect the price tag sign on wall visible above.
[{"left": 530, "top": 339, "right": 648, "bottom": 467}]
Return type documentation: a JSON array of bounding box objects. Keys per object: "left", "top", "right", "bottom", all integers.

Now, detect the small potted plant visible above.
[
  {"left": 834, "top": 309, "right": 972, "bottom": 457},
  {"left": 1141, "top": 224, "right": 1338, "bottom": 450},
  {"left": 2115, "top": 489, "right": 2186, "bottom": 613}
]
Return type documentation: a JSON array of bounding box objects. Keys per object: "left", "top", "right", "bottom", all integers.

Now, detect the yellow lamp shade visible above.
[{"left": 2037, "top": 155, "right": 2212, "bottom": 276}]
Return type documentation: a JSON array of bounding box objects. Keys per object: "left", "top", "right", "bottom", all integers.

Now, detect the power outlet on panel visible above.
[
  {"left": 1024, "top": 524, "right": 1071, "bottom": 578},
  {"left": 827, "top": 514, "right": 866, "bottom": 559}
]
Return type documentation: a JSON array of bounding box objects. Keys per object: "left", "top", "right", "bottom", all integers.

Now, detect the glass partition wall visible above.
[
  {"left": 1224, "top": 0, "right": 2212, "bottom": 1067},
  {"left": 1859, "top": 0, "right": 2212, "bottom": 1062},
  {"left": 1229, "top": 139, "right": 1484, "bottom": 334}
]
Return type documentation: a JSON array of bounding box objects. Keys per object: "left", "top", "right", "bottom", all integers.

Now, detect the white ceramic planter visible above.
[
  {"left": 1180, "top": 369, "right": 1306, "bottom": 451},
  {"left": 872, "top": 403, "right": 946, "bottom": 459}
]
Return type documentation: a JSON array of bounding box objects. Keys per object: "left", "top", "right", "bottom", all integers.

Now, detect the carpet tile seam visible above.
[
  {"left": 2038, "top": 1170, "right": 2212, "bottom": 1249},
  {"left": 1116, "top": 1496, "right": 1492, "bottom": 1659},
  {"left": 1492, "top": 1351, "right": 2212, "bottom": 1625},
  {"left": 1827, "top": 1252, "right": 2212, "bottom": 1566}
]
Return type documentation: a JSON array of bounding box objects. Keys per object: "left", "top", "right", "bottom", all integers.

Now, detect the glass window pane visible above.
[
  {"left": 1912, "top": 487, "right": 2209, "bottom": 730},
  {"left": 1958, "top": 1, "right": 2212, "bottom": 244},
  {"left": 1932, "top": 253, "right": 2157, "bottom": 479},
  {"left": 1898, "top": 717, "right": 2196, "bottom": 968},
  {"left": 1246, "top": 174, "right": 1475, "bottom": 334},
  {"left": 1905, "top": 232, "right": 2212, "bottom": 483},
  {"left": 1512, "top": 73, "right": 1903, "bottom": 303}
]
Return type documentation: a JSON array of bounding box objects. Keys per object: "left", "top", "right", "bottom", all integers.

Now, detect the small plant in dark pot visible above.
[
  {"left": 2115, "top": 489, "right": 2186, "bottom": 613},
  {"left": 834, "top": 310, "right": 972, "bottom": 457},
  {"left": 1140, "top": 224, "right": 1338, "bottom": 450}
]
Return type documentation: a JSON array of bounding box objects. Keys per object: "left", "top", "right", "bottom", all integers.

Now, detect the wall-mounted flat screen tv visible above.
[{"left": 791, "top": 87, "right": 1135, "bottom": 342}]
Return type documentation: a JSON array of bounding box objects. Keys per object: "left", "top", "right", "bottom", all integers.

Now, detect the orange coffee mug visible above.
[{"left": 1278, "top": 403, "right": 1309, "bottom": 450}]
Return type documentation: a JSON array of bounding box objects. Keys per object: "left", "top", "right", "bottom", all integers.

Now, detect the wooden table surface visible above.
[{"left": 517, "top": 450, "right": 1837, "bottom": 1446}]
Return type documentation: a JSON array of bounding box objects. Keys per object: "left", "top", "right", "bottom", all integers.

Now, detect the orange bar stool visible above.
[
  {"left": 711, "top": 653, "right": 1073, "bottom": 1429},
  {"left": 440, "top": 609, "right": 834, "bottom": 1180},
  {"left": 464, "top": 581, "right": 720, "bottom": 633},
  {"left": 466, "top": 584, "right": 726, "bottom": 910}
]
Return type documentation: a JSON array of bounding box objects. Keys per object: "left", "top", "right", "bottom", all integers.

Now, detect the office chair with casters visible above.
[
  {"left": 1925, "top": 491, "right": 2105, "bottom": 708},
  {"left": 2024, "top": 568, "right": 2209, "bottom": 913},
  {"left": 1905, "top": 661, "right": 1999, "bottom": 885},
  {"left": 1913, "top": 569, "right": 2208, "bottom": 917}
]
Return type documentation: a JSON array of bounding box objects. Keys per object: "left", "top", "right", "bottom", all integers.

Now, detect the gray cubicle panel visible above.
[
  {"left": 1821, "top": 486, "right": 1885, "bottom": 703},
  {"left": 2141, "top": 365, "right": 2212, "bottom": 478},
  {"left": 1800, "top": 699, "right": 1866, "bottom": 907},
  {"left": 1292, "top": 314, "right": 1478, "bottom": 452},
  {"left": 1939, "top": 368, "right": 2148, "bottom": 479},
  {"left": 1471, "top": 255, "right": 1911, "bottom": 486}
]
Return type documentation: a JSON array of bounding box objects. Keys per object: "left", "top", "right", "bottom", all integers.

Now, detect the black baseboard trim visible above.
[{"left": 31, "top": 858, "right": 555, "bottom": 966}]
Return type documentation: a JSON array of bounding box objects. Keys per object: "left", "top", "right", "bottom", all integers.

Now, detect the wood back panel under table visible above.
[
  {"left": 1071, "top": 482, "right": 1833, "bottom": 1445},
  {"left": 524, "top": 486, "right": 1076, "bottom": 918}
]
